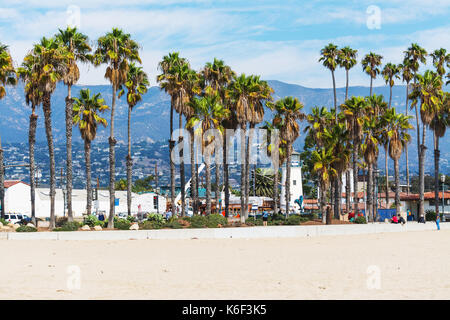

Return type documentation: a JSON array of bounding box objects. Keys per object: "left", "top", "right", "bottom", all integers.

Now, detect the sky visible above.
[{"left": 0, "top": 0, "right": 449, "bottom": 88}]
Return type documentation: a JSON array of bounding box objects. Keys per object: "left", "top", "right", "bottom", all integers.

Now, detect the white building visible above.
[
  {"left": 280, "top": 151, "right": 303, "bottom": 212},
  {"left": 3, "top": 180, "right": 166, "bottom": 218}
]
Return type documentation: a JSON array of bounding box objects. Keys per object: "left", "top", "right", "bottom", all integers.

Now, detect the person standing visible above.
[
  {"left": 262, "top": 210, "right": 269, "bottom": 227},
  {"left": 436, "top": 213, "right": 441, "bottom": 231}
]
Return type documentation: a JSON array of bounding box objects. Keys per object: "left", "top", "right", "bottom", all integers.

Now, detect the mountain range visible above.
[{"left": 1, "top": 80, "right": 449, "bottom": 175}]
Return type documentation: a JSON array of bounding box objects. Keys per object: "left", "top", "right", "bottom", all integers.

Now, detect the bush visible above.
[
  {"left": 354, "top": 216, "right": 367, "bottom": 224},
  {"left": 0, "top": 218, "right": 7, "bottom": 226},
  {"left": 115, "top": 219, "right": 131, "bottom": 230},
  {"left": 272, "top": 214, "right": 285, "bottom": 221},
  {"left": 53, "top": 221, "right": 80, "bottom": 231},
  {"left": 16, "top": 225, "right": 37, "bottom": 232},
  {"left": 56, "top": 216, "right": 68, "bottom": 227},
  {"left": 206, "top": 214, "right": 228, "bottom": 228},
  {"left": 127, "top": 215, "right": 137, "bottom": 223},
  {"left": 188, "top": 215, "right": 208, "bottom": 228},
  {"left": 147, "top": 213, "right": 165, "bottom": 224},
  {"left": 164, "top": 220, "right": 182, "bottom": 229},
  {"left": 301, "top": 213, "right": 318, "bottom": 220},
  {"left": 425, "top": 210, "right": 443, "bottom": 221},
  {"left": 84, "top": 215, "right": 99, "bottom": 227},
  {"left": 285, "top": 215, "right": 308, "bottom": 225},
  {"left": 140, "top": 220, "right": 165, "bottom": 230}
]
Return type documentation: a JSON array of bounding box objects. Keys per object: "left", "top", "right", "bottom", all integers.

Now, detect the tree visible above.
[
  {"left": 187, "top": 95, "right": 229, "bottom": 215},
  {"left": 55, "top": 27, "right": 92, "bottom": 222},
  {"left": 337, "top": 46, "right": 357, "bottom": 214},
  {"left": 0, "top": 43, "right": 16, "bottom": 220},
  {"left": 362, "top": 52, "right": 383, "bottom": 96},
  {"left": 73, "top": 89, "right": 108, "bottom": 215},
  {"left": 381, "top": 63, "right": 400, "bottom": 207},
  {"left": 319, "top": 43, "right": 339, "bottom": 120},
  {"left": 404, "top": 43, "right": 427, "bottom": 220},
  {"left": 430, "top": 48, "right": 450, "bottom": 77},
  {"left": 251, "top": 168, "right": 275, "bottom": 197},
  {"left": 118, "top": 62, "right": 149, "bottom": 216},
  {"left": 270, "top": 97, "right": 305, "bottom": 218},
  {"left": 31, "top": 37, "right": 69, "bottom": 229},
  {"left": 399, "top": 59, "right": 414, "bottom": 194},
  {"left": 384, "top": 108, "right": 412, "bottom": 212},
  {"left": 94, "top": 28, "right": 141, "bottom": 228}
]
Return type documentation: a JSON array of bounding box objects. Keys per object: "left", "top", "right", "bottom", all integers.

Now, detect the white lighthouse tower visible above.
[{"left": 280, "top": 150, "right": 303, "bottom": 213}]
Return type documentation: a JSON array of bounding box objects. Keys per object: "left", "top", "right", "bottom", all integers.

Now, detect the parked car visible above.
[
  {"left": 117, "top": 212, "right": 128, "bottom": 220},
  {"left": 20, "top": 215, "right": 32, "bottom": 224},
  {"left": 3, "top": 214, "right": 22, "bottom": 225}
]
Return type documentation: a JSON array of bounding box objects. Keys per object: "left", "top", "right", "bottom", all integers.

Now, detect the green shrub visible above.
[
  {"left": 56, "top": 216, "right": 68, "bottom": 227},
  {"left": 272, "top": 214, "right": 285, "bottom": 221},
  {"left": 206, "top": 214, "right": 228, "bottom": 228},
  {"left": 354, "top": 216, "right": 367, "bottom": 224},
  {"left": 425, "top": 210, "right": 443, "bottom": 221},
  {"left": 16, "top": 225, "right": 37, "bottom": 232},
  {"left": 188, "top": 215, "right": 208, "bottom": 228},
  {"left": 0, "top": 218, "right": 7, "bottom": 226},
  {"left": 84, "top": 215, "right": 99, "bottom": 227},
  {"left": 53, "top": 221, "right": 80, "bottom": 231},
  {"left": 301, "top": 213, "right": 318, "bottom": 220},
  {"left": 147, "top": 213, "right": 165, "bottom": 224},
  {"left": 285, "top": 215, "right": 308, "bottom": 225},
  {"left": 115, "top": 219, "right": 132, "bottom": 230},
  {"left": 127, "top": 215, "right": 137, "bottom": 223},
  {"left": 164, "top": 220, "right": 182, "bottom": 229},
  {"left": 140, "top": 220, "right": 165, "bottom": 230}
]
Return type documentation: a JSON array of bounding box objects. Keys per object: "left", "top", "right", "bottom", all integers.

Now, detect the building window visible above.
[{"left": 293, "top": 180, "right": 296, "bottom": 186}]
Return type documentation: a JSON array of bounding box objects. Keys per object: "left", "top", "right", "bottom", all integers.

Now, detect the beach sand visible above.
[{"left": 1, "top": 229, "right": 449, "bottom": 299}]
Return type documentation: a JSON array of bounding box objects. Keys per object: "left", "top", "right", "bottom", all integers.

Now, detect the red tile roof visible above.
[{"left": 4, "top": 180, "right": 28, "bottom": 188}]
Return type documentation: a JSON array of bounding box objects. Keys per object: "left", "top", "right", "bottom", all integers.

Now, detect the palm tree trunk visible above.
[
  {"left": 353, "top": 142, "right": 359, "bottom": 215},
  {"left": 205, "top": 158, "right": 211, "bottom": 215},
  {"left": 240, "top": 123, "right": 246, "bottom": 223},
  {"left": 345, "top": 70, "right": 349, "bottom": 101},
  {"left": 285, "top": 142, "right": 292, "bottom": 219},
  {"left": 0, "top": 136, "right": 4, "bottom": 220},
  {"left": 169, "top": 97, "right": 175, "bottom": 216},
  {"left": 179, "top": 114, "right": 185, "bottom": 217},
  {"left": 107, "top": 83, "right": 118, "bottom": 229},
  {"left": 127, "top": 105, "right": 132, "bottom": 216},
  {"left": 65, "top": 85, "right": 73, "bottom": 222},
  {"left": 419, "top": 123, "right": 427, "bottom": 221},
  {"left": 223, "top": 130, "right": 229, "bottom": 218},
  {"left": 434, "top": 131, "right": 440, "bottom": 217},
  {"left": 320, "top": 183, "right": 326, "bottom": 224},
  {"left": 245, "top": 124, "right": 255, "bottom": 219},
  {"left": 373, "top": 156, "right": 379, "bottom": 222},
  {"left": 394, "top": 158, "right": 400, "bottom": 212},
  {"left": 189, "top": 127, "right": 197, "bottom": 215},
  {"left": 215, "top": 154, "right": 220, "bottom": 214},
  {"left": 195, "top": 163, "right": 199, "bottom": 214},
  {"left": 336, "top": 176, "right": 342, "bottom": 219},
  {"left": 413, "top": 77, "right": 422, "bottom": 221},
  {"left": 29, "top": 109, "right": 38, "bottom": 225},
  {"left": 85, "top": 139, "right": 92, "bottom": 215},
  {"left": 385, "top": 147, "right": 389, "bottom": 209},
  {"left": 367, "top": 163, "right": 373, "bottom": 222},
  {"left": 332, "top": 70, "right": 337, "bottom": 122},
  {"left": 273, "top": 159, "right": 279, "bottom": 216},
  {"left": 43, "top": 94, "right": 56, "bottom": 229},
  {"left": 345, "top": 170, "right": 351, "bottom": 214},
  {"left": 370, "top": 77, "right": 373, "bottom": 96},
  {"left": 405, "top": 83, "right": 410, "bottom": 194}
]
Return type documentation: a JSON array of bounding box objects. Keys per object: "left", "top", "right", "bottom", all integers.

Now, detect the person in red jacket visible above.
[{"left": 392, "top": 215, "right": 398, "bottom": 224}]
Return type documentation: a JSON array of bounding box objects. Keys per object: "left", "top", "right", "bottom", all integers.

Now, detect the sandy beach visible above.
[{"left": 1, "top": 229, "right": 450, "bottom": 300}]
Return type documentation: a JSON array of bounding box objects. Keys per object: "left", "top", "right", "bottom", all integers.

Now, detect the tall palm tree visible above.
[
  {"left": 384, "top": 108, "right": 412, "bottom": 212},
  {"left": 202, "top": 59, "right": 235, "bottom": 215},
  {"left": 430, "top": 49, "right": 450, "bottom": 78},
  {"left": 399, "top": 59, "right": 414, "bottom": 194},
  {"left": 0, "top": 43, "right": 16, "bottom": 220},
  {"left": 94, "top": 28, "right": 141, "bottom": 228},
  {"left": 73, "top": 89, "right": 108, "bottom": 215},
  {"left": 341, "top": 97, "right": 366, "bottom": 216},
  {"left": 55, "top": 27, "right": 91, "bottom": 222},
  {"left": 187, "top": 95, "right": 229, "bottom": 215},
  {"left": 17, "top": 53, "right": 41, "bottom": 225},
  {"left": 319, "top": 43, "right": 339, "bottom": 121},
  {"left": 404, "top": 43, "right": 427, "bottom": 220},
  {"left": 381, "top": 63, "right": 400, "bottom": 207},
  {"left": 410, "top": 70, "right": 443, "bottom": 221},
  {"left": 118, "top": 63, "right": 149, "bottom": 216},
  {"left": 31, "top": 37, "right": 68, "bottom": 229},
  {"left": 362, "top": 52, "right": 383, "bottom": 96},
  {"left": 271, "top": 97, "right": 305, "bottom": 218},
  {"left": 337, "top": 46, "right": 357, "bottom": 214}
]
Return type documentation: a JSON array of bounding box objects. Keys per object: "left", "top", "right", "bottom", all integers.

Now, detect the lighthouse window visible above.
[{"left": 293, "top": 180, "right": 296, "bottom": 185}]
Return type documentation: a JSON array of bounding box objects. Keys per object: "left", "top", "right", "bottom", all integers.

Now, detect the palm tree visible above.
[
  {"left": 362, "top": 52, "right": 383, "bottom": 96},
  {"left": 399, "top": 59, "right": 414, "bottom": 194},
  {"left": 341, "top": 97, "right": 366, "bottom": 216},
  {"left": 17, "top": 53, "right": 41, "bottom": 225},
  {"left": 73, "top": 89, "right": 108, "bottom": 215},
  {"left": 0, "top": 43, "right": 16, "bottom": 220},
  {"left": 384, "top": 108, "right": 412, "bottom": 212},
  {"left": 187, "top": 95, "right": 229, "bottom": 215},
  {"left": 118, "top": 63, "right": 149, "bottom": 216},
  {"left": 381, "top": 63, "right": 400, "bottom": 207},
  {"left": 409, "top": 70, "right": 443, "bottom": 221},
  {"left": 270, "top": 97, "right": 305, "bottom": 218},
  {"left": 430, "top": 49, "right": 450, "bottom": 77},
  {"left": 31, "top": 37, "right": 68, "bottom": 229},
  {"left": 319, "top": 43, "right": 339, "bottom": 120},
  {"left": 94, "top": 28, "right": 141, "bottom": 228},
  {"left": 252, "top": 168, "right": 275, "bottom": 197},
  {"left": 55, "top": 27, "right": 91, "bottom": 222},
  {"left": 202, "top": 59, "right": 235, "bottom": 215},
  {"left": 404, "top": 43, "right": 427, "bottom": 220},
  {"left": 337, "top": 46, "right": 357, "bottom": 214}
]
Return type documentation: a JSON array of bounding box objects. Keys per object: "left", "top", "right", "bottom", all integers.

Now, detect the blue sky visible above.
[{"left": 0, "top": 0, "right": 449, "bottom": 88}]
